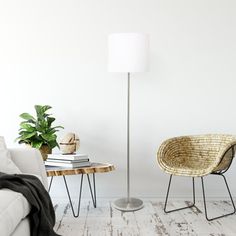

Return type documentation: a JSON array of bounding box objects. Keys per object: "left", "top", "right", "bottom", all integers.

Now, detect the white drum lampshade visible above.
[{"left": 108, "top": 33, "right": 149, "bottom": 73}]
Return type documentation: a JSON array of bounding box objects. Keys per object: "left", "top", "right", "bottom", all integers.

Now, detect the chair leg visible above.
[
  {"left": 201, "top": 175, "right": 236, "bottom": 221},
  {"left": 164, "top": 174, "right": 196, "bottom": 213}
]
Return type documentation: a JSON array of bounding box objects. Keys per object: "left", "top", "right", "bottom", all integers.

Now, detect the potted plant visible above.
[{"left": 16, "top": 105, "right": 63, "bottom": 160}]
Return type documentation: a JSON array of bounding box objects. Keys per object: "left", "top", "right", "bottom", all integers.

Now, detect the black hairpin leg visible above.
[
  {"left": 63, "top": 174, "right": 84, "bottom": 218},
  {"left": 87, "top": 173, "right": 97, "bottom": 208},
  {"left": 63, "top": 173, "right": 97, "bottom": 217},
  {"left": 164, "top": 174, "right": 196, "bottom": 213},
  {"left": 48, "top": 176, "right": 54, "bottom": 192},
  {"left": 201, "top": 174, "right": 236, "bottom": 221}
]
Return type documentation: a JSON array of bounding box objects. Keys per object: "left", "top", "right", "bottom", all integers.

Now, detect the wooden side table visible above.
[{"left": 46, "top": 162, "right": 115, "bottom": 217}]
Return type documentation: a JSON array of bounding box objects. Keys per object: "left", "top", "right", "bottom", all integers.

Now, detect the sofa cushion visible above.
[
  {"left": 0, "top": 189, "right": 30, "bottom": 236},
  {"left": 11, "top": 217, "right": 30, "bottom": 236},
  {"left": 0, "top": 137, "right": 21, "bottom": 174}
]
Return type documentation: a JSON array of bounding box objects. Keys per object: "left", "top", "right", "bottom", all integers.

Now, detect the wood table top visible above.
[{"left": 46, "top": 162, "right": 115, "bottom": 177}]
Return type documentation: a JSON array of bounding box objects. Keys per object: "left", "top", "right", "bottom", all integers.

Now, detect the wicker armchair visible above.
[{"left": 157, "top": 134, "right": 236, "bottom": 221}]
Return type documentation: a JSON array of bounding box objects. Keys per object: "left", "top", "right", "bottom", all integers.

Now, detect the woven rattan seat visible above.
[{"left": 157, "top": 134, "right": 236, "bottom": 177}]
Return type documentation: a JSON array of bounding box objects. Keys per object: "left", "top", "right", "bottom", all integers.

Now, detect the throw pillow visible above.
[{"left": 0, "top": 136, "right": 21, "bottom": 174}]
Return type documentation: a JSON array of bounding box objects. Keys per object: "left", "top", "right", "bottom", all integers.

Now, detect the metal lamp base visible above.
[{"left": 113, "top": 197, "right": 144, "bottom": 212}]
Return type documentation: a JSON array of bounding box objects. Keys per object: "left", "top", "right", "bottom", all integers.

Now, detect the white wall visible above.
[{"left": 1, "top": 0, "right": 236, "bottom": 199}]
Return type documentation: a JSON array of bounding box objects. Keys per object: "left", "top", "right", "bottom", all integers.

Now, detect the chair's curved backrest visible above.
[
  {"left": 157, "top": 134, "right": 236, "bottom": 176},
  {"left": 213, "top": 146, "right": 235, "bottom": 173}
]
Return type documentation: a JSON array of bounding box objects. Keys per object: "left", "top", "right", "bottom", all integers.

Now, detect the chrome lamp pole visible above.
[{"left": 112, "top": 72, "right": 144, "bottom": 211}]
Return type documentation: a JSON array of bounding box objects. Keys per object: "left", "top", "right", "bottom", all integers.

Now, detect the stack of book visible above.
[{"left": 45, "top": 153, "right": 91, "bottom": 168}]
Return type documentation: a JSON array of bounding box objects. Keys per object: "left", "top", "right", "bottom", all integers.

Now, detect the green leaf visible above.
[
  {"left": 18, "top": 130, "right": 37, "bottom": 136},
  {"left": 20, "top": 113, "right": 35, "bottom": 121},
  {"left": 41, "top": 120, "right": 49, "bottom": 129},
  {"left": 31, "top": 140, "right": 44, "bottom": 149},
  {"left": 35, "top": 105, "right": 51, "bottom": 116},
  {"left": 40, "top": 133, "right": 56, "bottom": 142},
  {"left": 20, "top": 123, "right": 35, "bottom": 132},
  {"left": 20, "top": 121, "right": 29, "bottom": 125},
  {"left": 42, "top": 105, "right": 52, "bottom": 113},
  {"left": 46, "top": 129, "right": 59, "bottom": 135},
  {"left": 47, "top": 117, "right": 55, "bottom": 126},
  {"left": 18, "top": 140, "right": 29, "bottom": 144},
  {"left": 20, "top": 119, "right": 36, "bottom": 125},
  {"left": 18, "top": 130, "right": 27, "bottom": 135},
  {"left": 35, "top": 122, "right": 43, "bottom": 132},
  {"left": 51, "top": 126, "right": 64, "bottom": 130},
  {"left": 20, "top": 131, "right": 37, "bottom": 140},
  {"left": 34, "top": 105, "right": 42, "bottom": 115},
  {"left": 48, "top": 140, "right": 58, "bottom": 149}
]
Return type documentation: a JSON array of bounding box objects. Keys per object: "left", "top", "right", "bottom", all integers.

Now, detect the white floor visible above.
[{"left": 53, "top": 199, "right": 236, "bottom": 236}]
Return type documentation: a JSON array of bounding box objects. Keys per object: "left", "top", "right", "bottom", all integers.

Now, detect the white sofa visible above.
[{"left": 0, "top": 148, "right": 48, "bottom": 236}]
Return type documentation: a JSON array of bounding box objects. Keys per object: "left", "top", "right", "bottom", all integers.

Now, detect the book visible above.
[
  {"left": 47, "top": 153, "right": 88, "bottom": 161},
  {"left": 45, "top": 160, "right": 91, "bottom": 168},
  {"left": 46, "top": 158, "right": 89, "bottom": 163}
]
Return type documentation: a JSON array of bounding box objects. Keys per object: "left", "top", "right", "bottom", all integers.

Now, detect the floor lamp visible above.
[{"left": 108, "top": 33, "right": 149, "bottom": 211}]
